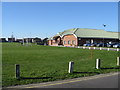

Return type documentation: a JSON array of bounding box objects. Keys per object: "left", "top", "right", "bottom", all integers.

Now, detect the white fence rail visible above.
[{"left": 57, "top": 45, "right": 120, "bottom": 51}]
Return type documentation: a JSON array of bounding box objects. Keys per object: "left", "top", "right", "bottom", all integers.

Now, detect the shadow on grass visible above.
[
  {"left": 20, "top": 77, "right": 53, "bottom": 80},
  {"left": 73, "top": 72, "right": 100, "bottom": 74},
  {"left": 100, "top": 67, "right": 120, "bottom": 70}
]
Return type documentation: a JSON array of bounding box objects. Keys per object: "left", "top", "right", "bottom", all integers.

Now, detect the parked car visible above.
[
  {"left": 113, "top": 43, "right": 120, "bottom": 48},
  {"left": 90, "top": 43, "right": 98, "bottom": 47},
  {"left": 83, "top": 43, "right": 91, "bottom": 47},
  {"left": 97, "top": 43, "right": 108, "bottom": 47},
  {"left": 107, "top": 43, "right": 117, "bottom": 47}
]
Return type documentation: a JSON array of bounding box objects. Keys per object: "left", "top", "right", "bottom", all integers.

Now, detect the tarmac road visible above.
[
  {"left": 43, "top": 73, "right": 118, "bottom": 88},
  {"left": 4, "top": 72, "right": 119, "bottom": 89}
]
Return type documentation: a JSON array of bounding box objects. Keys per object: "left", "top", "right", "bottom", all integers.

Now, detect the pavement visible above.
[{"left": 3, "top": 72, "right": 119, "bottom": 89}]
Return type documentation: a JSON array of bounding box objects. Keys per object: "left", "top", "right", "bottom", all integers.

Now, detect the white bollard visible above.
[
  {"left": 94, "top": 47, "right": 96, "bottom": 50},
  {"left": 117, "top": 48, "right": 119, "bottom": 51},
  {"left": 83, "top": 47, "right": 85, "bottom": 49},
  {"left": 68, "top": 61, "right": 74, "bottom": 73},
  {"left": 107, "top": 48, "right": 110, "bottom": 51},
  {"left": 117, "top": 57, "right": 120, "bottom": 66},
  {"left": 15, "top": 64, "right": 20, "bottom": 79},
  {"left": 89, "top": 47, "right": 91, "bottom": 50},
  {"left": 96, "top": 59, "right": 100, "bottom": 69},
  {"left": 100, "top": 47, "right": 102, "bottom": 50}
]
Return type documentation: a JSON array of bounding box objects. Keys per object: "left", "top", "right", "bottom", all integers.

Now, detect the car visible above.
[
  {"left": 107, "top": 43, "right": 117, "bottom": 47},
  {"left": 113, "top": 43, "right": 120, "bottom": 48},
  {"left": 90, "top": 43, "right": 98, "bottom": 47},
  {"left": 83, "top": 43, "right": 91, "bottom": 47},
  {"left": 97, "top": 43, "right": 108, "bottom": 47}
]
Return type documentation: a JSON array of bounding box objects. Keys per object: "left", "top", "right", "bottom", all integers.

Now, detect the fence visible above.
[{"left": 58, "top": 45, "right": 120, "bottom": 51}]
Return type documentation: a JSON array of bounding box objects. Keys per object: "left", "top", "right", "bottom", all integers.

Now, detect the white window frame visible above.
[
  {"left": 68, "top": 40, "right": 71, "bottom": 44},
  {"left": 72, "top": 40, "right": 76, "bottom": 44},
  {"left": 64, "top": 41, "right": 66, "bottom": 44}
]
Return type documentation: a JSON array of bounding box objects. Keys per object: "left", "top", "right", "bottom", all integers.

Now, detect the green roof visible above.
[
  {"left": 49, "top": 28, "right": 119, "bottom": 40},
  {"left": 74, "top": 28, "right": 119, "bottom": 39}
]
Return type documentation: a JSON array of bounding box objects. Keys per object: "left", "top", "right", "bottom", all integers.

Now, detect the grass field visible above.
[{"left": 2, "top": 43, "right": 120, "bottom": 87}]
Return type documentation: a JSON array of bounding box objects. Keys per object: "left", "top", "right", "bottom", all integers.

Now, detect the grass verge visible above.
[{"left": 2, "top": 43, "right": 120, "bottom": 87}]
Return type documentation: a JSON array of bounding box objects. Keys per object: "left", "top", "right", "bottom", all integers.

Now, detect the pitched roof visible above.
[
  {"left": 49, "top": 28, "right": 119, "bottom": 40},
  {"left": 74, "top": 28, "right": 119, "bottom": 39}
]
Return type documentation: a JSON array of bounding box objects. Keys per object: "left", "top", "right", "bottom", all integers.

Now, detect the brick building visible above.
[
  {"left": 48, "top": 28, "right": 119, "bottom": 47},
  {"left": 8, "top": 38, "right": 15, "bottom": 42}
]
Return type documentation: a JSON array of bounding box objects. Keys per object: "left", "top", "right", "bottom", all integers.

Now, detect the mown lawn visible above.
[{"left": 2, "top": 43, "right": 120, "bottom": 87}]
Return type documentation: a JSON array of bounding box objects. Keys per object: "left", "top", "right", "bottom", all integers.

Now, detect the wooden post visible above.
[
  {"left": 117, "top": 57, "right": 120, "bottom": 66},
  {"left": 15, "top": 64, "right": 20, "bottom": 79},
  {"left": 68, "top": 61, "right": 74, "bottom": 73},
  {"left": 96, "top": 59, "right": 100, "bottom": 69}
]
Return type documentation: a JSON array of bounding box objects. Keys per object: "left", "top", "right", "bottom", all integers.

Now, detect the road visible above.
[{"left": 3, "top": 72, "right": 119, "bottom": 89}]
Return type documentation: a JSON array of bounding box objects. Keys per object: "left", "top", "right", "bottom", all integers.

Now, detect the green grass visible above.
[{"left": 2, "top": 43, "right": 120, "bottom": 87}]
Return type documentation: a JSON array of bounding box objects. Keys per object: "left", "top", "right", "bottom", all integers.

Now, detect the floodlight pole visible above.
[{"left": 103, "top": 24, "right": 106, "bottom": 47}]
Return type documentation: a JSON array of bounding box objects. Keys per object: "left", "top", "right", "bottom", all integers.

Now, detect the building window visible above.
[
  {"left": 64, "top": 41, "right": 66, "bottom": 44},
  {"left": 72, "top": 40, "right": 76, "bottom": 44},
  {"left": 68, "top": 41, "right": 71, "bottom": 44}
]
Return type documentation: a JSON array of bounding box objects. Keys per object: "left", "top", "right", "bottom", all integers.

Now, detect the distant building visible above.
[
  {"left": 32, "top": 37, "right": 42, "bottom": 43},
  {"left": 15, "top": 38, "right": 42, "bottom": 43},
  {"left": 48, "top": 28, "right": 120, "bottom": 47},
  {"left": 16, "top": 39, "right": 23, "bottom": 43},
  {"left": 8, "top": 38, "right": 15, "bottom": 42},
  {"left": 0, "top": 38, "right": 7, "bottom": 42},
  {"left": 22, "top": 38, "right": 32, "bottom": 43}
]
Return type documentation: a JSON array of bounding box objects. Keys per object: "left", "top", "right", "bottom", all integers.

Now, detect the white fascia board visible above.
[
  {"left": 61, "top": 34, "right": 71, "bottom": 38},
  {"left": 73, "top": 34, "right": 77, "bottom": 38},
  {"left": 59, "top": 35, "right": 62, "bottom": 38},
  {"left": 61, "top": 35, "right": 65, "bottom": 38},
  {"left": 61, "top": 34, "right": 78, "bottom": 39}
]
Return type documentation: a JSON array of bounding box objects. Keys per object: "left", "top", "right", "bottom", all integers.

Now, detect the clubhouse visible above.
[{"left": 48, "top": 28, "right": 120, "bottom": 47}]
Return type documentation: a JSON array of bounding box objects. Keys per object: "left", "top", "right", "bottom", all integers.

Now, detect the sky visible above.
[{"left": 2, "top": 2, "right": 118, "bottom": 39}]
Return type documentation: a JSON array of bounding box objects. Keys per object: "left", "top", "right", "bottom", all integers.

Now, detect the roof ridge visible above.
[
  {"left": 73, "top": 28, "right": 79, "bottom": 34},
  {"left": 79, "top": 28, "right": 105, "bottom": 31}
]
